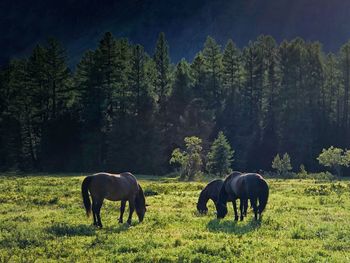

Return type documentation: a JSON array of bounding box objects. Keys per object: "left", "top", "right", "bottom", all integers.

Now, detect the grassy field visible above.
[{"left": 0, "top": 173, "right": 350, "bottom": 262}]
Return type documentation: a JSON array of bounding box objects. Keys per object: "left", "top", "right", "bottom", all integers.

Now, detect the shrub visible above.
[
  {"left": 170, "top": 136, "right": 203, "bottom": 180},
  {"left": 317, "top": 146, "right": 350, "bottom": 177},
  {"left": 272, "top": 153, "right": 292, "bottom": 177}
]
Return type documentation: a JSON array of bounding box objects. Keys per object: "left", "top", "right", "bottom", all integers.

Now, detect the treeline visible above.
[{"left": 1, "top": 32, "right": 350, "bottom": 174}]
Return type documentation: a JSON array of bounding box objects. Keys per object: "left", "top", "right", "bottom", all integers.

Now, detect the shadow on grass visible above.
[
  {"left": 207, "top": 218, "right": 261, "bottom": 234},
  {"left": 103, "top": 223, "right": 133, "bottom": 234},
  {"left": 47, "top": 222, "right": 135, "bottom": 237},
  {"left": 46, "top": 223, "right": 96, "bottom": 237}
]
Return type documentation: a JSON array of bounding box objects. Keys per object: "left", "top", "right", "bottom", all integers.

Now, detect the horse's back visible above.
[
  {"left": 89, "top": 172, "right": 139, "bottom": 201},
  {"left": 242, "top": 173, "right": 268, "bottom": 197},
  {"left": 226, "top": 172, "right": 267, "bottom": 197}
]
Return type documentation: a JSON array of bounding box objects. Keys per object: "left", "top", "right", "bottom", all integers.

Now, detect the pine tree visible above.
[
  {"left": 256, "top": 36, "right": 281, "bottom": 170},
  {"left": 207, "top": 131, "right": 234, "bottom": 177},
  {"left": 203, "top": 36, "right": 223, "bottom": 108},
  {"left": 153, "top": 32, "right": 171, "bottom": 107},
  {"left": 324, "top": 53, "right": 342, "bottom": 131},
  {"left": 165, "top": 60, "right": 194, "bottom": 147},
  {"left": 44, "top": 38, "right": 70, "bottom": 119},
  {"left": 129, "top": 44, "right": 146, "bottom": 115},
  {"left": 168, "top": 59, "right": 193, "bottom": 117},
  {"left": 191, "top": 52, "right": 206, "bottom": 99},
  {"left": 114, "top": 38, "right": 132, "bottom": 117},
  {"left": 339, "top": 41, "right": 350, "bottom": 143},
  {"left": 222, "top": 39, "right": 242, "bottom": 101}
]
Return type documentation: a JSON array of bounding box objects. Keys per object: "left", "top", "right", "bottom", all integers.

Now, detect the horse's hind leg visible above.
[
  {"left": 93, "top": 200, "right": 103, "bottom": 228},
  {"left": 250, "top": 197, "right": 258, "bottom": 220},
  {"left": 239, "top": 199, "right": 245, "bottom": 221},
  {"left": 119, "top": 200, "right": 126, "bottom": 223},
  {"left": 243, "top": 199, "right": 248, "bottom": 217},
  {"left": 232, "top": 200, "right": 238, "bottom": 221},
  {"left": 91, "top": 199, "right": 98, "bottom": 226},
  {"left": 127, "top": 199, "right": 135, "bottom": 225}
]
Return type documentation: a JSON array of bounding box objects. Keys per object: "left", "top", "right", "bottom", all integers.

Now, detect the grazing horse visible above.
[
  {"left": 197, "top": 179, "right": 245, "bottom": 217},
  {"left": 81, "top": 172, "right": 146, "bottom": 227},
  {"left": 216, "top": 172, "right": 269, "bottom": 221}
]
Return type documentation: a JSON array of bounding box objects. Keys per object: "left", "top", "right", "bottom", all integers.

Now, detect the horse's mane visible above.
[
  {"left": 204, "top": 179, "right": 223, "bottom": 189},
  {"left": 224, "top": 171, "right": 242, "bottom": 182},
  {"left": 135, "top": 183, "right": 145, "bottom": 209}
]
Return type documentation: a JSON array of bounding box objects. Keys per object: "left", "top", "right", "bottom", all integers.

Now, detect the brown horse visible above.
[
  {"left": 81, "top": 172, "right": 146, "bottom": 227},
  {"left": 216, "top": 172, "right": 269, "bottom": 221}
]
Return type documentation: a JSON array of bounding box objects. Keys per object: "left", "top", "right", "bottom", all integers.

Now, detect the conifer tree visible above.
[
  {"left": 207, "top": 131, "right": 234, "bottom": 177},
  {"left": 203, "top": 36, "right": 223, "bottom": 108},
  {"left": 153, "top": 32, "right": 171, "bottom": 107}
]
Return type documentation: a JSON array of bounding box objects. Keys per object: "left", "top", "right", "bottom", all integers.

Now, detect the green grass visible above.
[{"left": 0, "top": 173, "right": 350, "bottom": 262}]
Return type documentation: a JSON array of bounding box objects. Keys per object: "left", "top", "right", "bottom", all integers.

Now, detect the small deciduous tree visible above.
[
  {"left": 207, "top": 131, "right": 234, "bottom": 177},
  {"left": 272, "top": 153, "right": 292, "bottom": 177},
  {"left": 170, "top": 136, "right": 203, "bottom": 180},
  {"left": 317, "top": 146, "right": 350, "bottom": 177}
]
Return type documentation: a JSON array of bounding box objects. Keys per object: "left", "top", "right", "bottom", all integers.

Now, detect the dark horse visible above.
[
  {"left": 216, "top": 172, "right": 269, "bottom": 221},
  {"left": 197, "top": 179, "right": 244, "bottom": 217},
  {"left": 81, "top": 172, "right": 146, "bottom": 227}
]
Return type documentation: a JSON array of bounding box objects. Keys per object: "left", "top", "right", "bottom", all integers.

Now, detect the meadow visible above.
[{"left": 0, "top": 173, "right": 350, "bottom": 262}]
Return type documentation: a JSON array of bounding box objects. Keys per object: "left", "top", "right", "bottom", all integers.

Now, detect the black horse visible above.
[
  {"left": 216, "top": 172, "right": 269, "bottom": 221},
  {"left": 197, "top": 179, "right": 248, "bottom": 219}
]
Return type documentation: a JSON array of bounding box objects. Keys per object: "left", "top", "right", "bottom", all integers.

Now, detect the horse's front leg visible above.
[
  {"left": 127, "top": 198, "right": 135, "bottom": 225},
  {"left": 119, "top": 200, "right": 126, "bottom": 223},
  {"left": 232, "top": 200, "right": 238, "bottom": 221}
]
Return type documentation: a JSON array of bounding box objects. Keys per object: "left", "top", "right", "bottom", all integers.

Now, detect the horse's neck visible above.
[{"left": 199, "top": 189, "right": 209, "bottom": 204}]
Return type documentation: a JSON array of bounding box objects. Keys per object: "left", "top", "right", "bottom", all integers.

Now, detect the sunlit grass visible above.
[{"left": 0, "top": 174, "right": 349, "bottom": 262}]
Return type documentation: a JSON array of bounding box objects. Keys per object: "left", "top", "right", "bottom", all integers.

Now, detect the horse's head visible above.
[
  {"left": 135, "top": 184, "right": 147, "bottom": 222},
  {"left": 215, "top": 202, "right": 228, "bottom": 219},
  {"left": 136, "top": 204, "right": 146, "bottom": 222},
  {"left": 196, "top": 202, "right": 208, "bottom": 214},
  {"left": 216, "top": 183, "right": 229, "bottom": 219}
]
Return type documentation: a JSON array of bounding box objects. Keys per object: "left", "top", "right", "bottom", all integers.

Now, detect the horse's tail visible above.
[
  {"left": 258, "top": 179, "right": 269, "bottom": 214},
  {"left": 81, "top": 176, "right": 93, "bottom": 217}
]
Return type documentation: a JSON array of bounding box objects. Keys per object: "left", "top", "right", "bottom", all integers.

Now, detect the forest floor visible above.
[{"left": 0, "top": 173, "right": 350, "bottom": 262}]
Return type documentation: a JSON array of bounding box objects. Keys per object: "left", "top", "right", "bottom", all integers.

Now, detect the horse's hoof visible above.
[
  {"left": 118, "top": 220, "right": 123, "bottom": 224},
  {"left": 234, "top": 217, "right": 239, "bottom": 221},
  {"left": 240, "top": 217, "right": 244, "bottom": 221}
]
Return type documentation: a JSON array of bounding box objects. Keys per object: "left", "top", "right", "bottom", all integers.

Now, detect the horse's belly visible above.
[{"left": 105, "top": 192, "right": 128, "bottom": 201}]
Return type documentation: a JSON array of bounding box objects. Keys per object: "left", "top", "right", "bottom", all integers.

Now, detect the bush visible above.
[
  {"left": 295, "top": 171, "right": 335, "bottom": 181},
  {"left": 169, "top": 136, "right": 203, "bottom": 181},
  {"left": 317, "top": 146, "right": 350, "bottom": 177},
  {"left": 272, "top": 153, "right": 292, "bottom": 177}
]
